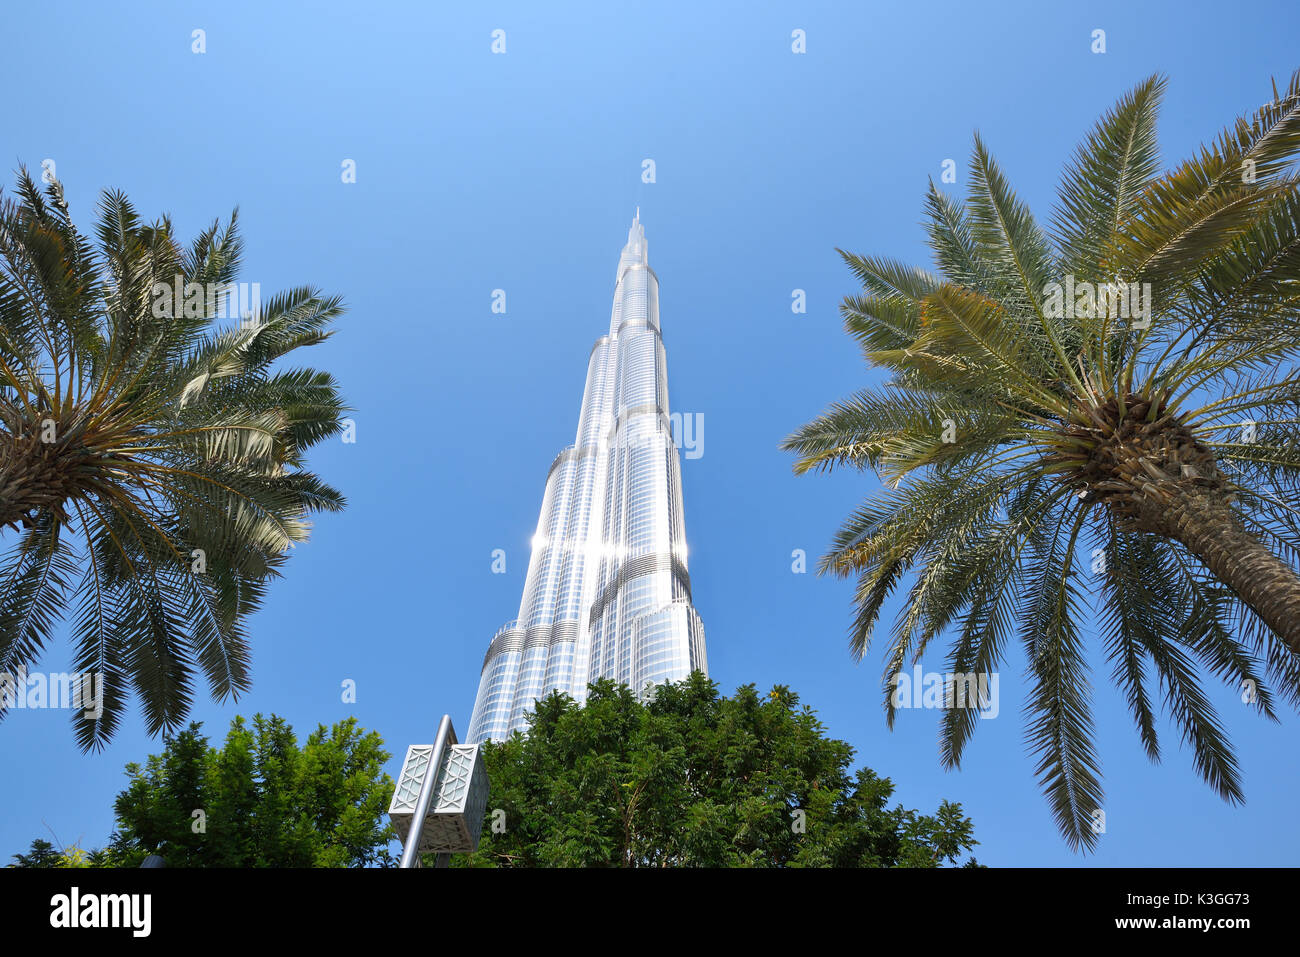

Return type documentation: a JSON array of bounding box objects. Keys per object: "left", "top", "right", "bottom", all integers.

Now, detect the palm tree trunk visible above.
[
  {"left": 0, "top": 436, "right": 77, "bottom": 529},
  {"left": 1159, "top": 485, "right": 1300, "bottom": 657}
]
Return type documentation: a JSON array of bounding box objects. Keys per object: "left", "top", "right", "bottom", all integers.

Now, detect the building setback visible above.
[{"left": 467, "top": 212, "right": 708, "bottom": 743}]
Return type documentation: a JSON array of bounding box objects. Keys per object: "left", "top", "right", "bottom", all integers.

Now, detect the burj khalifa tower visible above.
[{"left": 467, "top": 212, "right": 708, "bottom": 743}]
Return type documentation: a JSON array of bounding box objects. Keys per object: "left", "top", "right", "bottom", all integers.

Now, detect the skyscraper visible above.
[{"left": 467, "top": 212, "right": 708, "bottom": 743}]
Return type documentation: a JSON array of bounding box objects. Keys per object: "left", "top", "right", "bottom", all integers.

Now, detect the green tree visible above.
[
  {"left": 783, "top": 70, "right": 1300, "bottom": 849},
  {"left": 9, "top": 837, "right": 122, "bottom": 867},
  {"left": 24, "top": 714, "right": 396, "bottom": 867},
  {"left": 452, "top": 674, "right": 980, "bottom": 867},
  {"left": 0, "top": 170, "right": 348, "bottom": 750},
  {"left": 10, "top": 838, "right": 62, "bottom": 867}
]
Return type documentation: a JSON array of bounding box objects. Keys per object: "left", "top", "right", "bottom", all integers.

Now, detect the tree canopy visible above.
[
  {"left": 0, "top": 171, "right": 348, "bottom": 750},
  {"left": 453, "top": 673, "right": 981, "bottom": 867},
  {"left": 10, "top": 714, "right": 395, "bottom": 867},
  {"left": 784, "top": 69, "right": 1300, "bottom": 849}
]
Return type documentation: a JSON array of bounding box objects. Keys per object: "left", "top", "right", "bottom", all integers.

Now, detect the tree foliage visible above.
[
  {"left": 0, "top": 170, "right": 348, "bottom": 750},
  {"left": 784, "top": 70, "right": 1300, "bottom": 849},
  {"left": 10, "top": 838, "right": 64, "bottom": 867},
  {"left": 453, "top": 674, "right": 980, "bottom": 868},
  {"left": 11, "top": 714, "right": 395, "bottom": 867}
]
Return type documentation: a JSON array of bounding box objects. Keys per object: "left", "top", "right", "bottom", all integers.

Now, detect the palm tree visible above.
[
  {"left": 0, "top": 170, "right": 347, "bottom": 750},
  {"left": 783, "top": 71, "right": 1300, "bottom": 849}
]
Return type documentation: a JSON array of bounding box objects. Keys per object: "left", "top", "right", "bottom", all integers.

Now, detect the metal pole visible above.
[{"left": 399, "top": 714, "right": 454, "bottom": 869}]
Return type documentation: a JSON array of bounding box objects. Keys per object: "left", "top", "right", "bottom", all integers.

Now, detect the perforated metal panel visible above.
[{"left": 389, "top": 743, "right": 489, "bottom": 854}]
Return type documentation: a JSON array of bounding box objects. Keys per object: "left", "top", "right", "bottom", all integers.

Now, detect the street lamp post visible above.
[
  {"left": 398, "top": 715, "right": 453, "bottom": 869},
  {"left": 388, "top": 715, "right": 489, "bottom": 869}
]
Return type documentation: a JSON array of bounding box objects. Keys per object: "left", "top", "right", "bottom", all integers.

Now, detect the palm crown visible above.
[
  {"left": 785, "top": 71, "right": 1300, "bottom": 849},
  {"left": 0, "top": 171, "right": 346, "bottom": 750}
]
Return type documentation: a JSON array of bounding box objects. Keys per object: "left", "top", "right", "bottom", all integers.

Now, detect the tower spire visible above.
[{"left": 622, "top": 209, "right": 647, "bottom": 267}]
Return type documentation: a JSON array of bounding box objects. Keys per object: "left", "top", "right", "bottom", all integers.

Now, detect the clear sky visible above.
[{"left": 2, "top": 0, "right": 1298, "bottom": 866}]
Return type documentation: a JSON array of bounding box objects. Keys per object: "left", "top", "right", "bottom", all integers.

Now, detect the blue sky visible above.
[{"left": 2, "top": 0, "right": 1298, "bottom": 866}]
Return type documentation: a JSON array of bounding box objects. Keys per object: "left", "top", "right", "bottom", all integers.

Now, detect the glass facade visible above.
[{"left": 467, "top": 213, "right": 708, "bottom": 743}]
